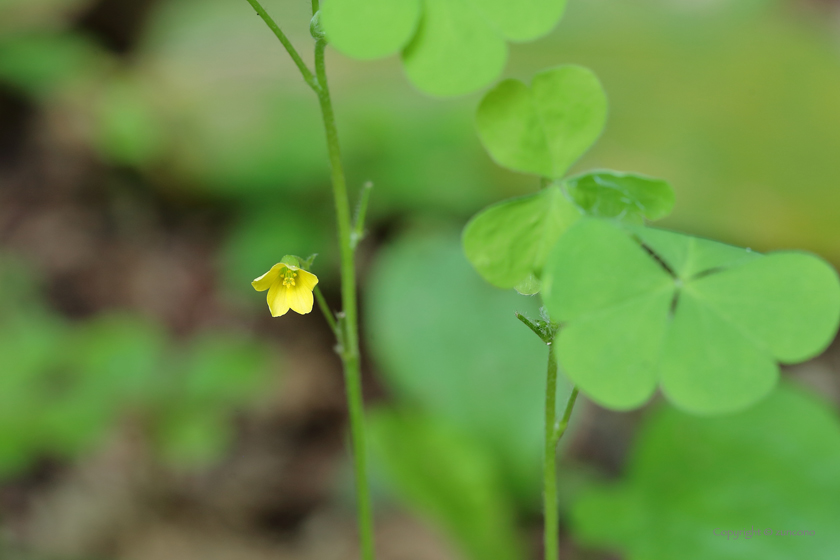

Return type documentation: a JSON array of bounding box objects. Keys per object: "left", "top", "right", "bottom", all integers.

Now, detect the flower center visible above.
[{"left": 282, "top": 269, "right": 298, "bottom": 287}]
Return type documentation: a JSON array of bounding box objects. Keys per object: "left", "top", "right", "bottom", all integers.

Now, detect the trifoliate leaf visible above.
[
  {"left": 564, "top": 170, "right": 675, "bottom": 224},
  {"left": 462, "top": 185, "right": 582, "bottom": 290},
  {"left": 476, "top": 66, "right": 607, "bottom": 178},
  {"left": 542, "top": 219, "right": 840, "bottom": 414},
  {"left": 572, "top": 385, "right": 840, "bottom": 560},
  {"left": 320, "top": 0, "right": 567, "bottom": 96}
]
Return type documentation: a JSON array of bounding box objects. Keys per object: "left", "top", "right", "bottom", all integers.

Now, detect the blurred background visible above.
[{"left": 1, "top": 0, "right": 840, "bottom": 559}]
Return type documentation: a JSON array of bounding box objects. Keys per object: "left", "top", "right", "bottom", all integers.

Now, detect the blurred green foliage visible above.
[
  {"left": 0, "top": 257, "right": 279, "bottom": 475},
  {"left": 572, "top": 384, "right": 840, "bottom": 560},
  {"left": 368, "top": 409, "right": 523, "bottom": 560},
  {"left": 0, "top": 32, "right": 104, "bottom": 97}
]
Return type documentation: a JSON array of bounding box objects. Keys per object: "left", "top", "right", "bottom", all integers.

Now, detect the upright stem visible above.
[
  {"left": 543, "top": 343, "right": 559, "bottom": 560},
  {"left": 314, "top": 39, "right": 375, "bottom": 560},
  {"left": 243, "top": 1, "right": 374, "bottom": 557},
  {"left": 543, "top": 341, "right": 580, "bottom": 559}
]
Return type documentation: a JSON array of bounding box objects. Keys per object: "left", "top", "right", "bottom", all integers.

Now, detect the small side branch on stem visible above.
[
  {"left": 244, "top": 0, "right": 321, "bottom": 93},
  {"left": 351, "top": 181, "right": 374, "bottom": 250}
]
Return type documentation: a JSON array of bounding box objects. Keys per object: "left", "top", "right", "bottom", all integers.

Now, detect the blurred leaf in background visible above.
[
  {"left": 369, "top": 409, "right": 524, "bottom": 560},
  {"left": 93, "top": 72, "right": 165, "bottom": 167},
  {"left": 366, "top": 227, "right": 577, "bottom": 506},
  {"left": 0, "top": 258, "right": 69, "bottom": 475},
  {"left": 0, "top": 32, "right": 105, "bottom": 98},
  {"left": 572, "top": 384, "right": 840, "bottom": 560},
  {"left": 152, "top": 331, "right": 276, "bottom": 468}
]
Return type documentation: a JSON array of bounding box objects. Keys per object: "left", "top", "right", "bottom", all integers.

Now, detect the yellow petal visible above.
[
  {"left": 252, "top": 263, "right": 287, "bottom": 292},
  {"left": 296, "top": 269, "right": 319, "bottom": 292},
  {"left": 267, "top": 282, "right": 291, "bottom": 317},
  {"left": 287, "top": 283, "right": 314, "bottom": 314}
]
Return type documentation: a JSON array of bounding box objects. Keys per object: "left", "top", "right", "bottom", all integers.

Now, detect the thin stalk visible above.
[
  {"left": 244, "top": 2, "right": 375, "bottom": 558},
  {"left": 515, "top": 311, "right": 552, "bottom": 344},
  {"left": 544, "top": 346, "right": 580, "bottom": 559},
  {"left": 313, "top": 286, "right": 338, "bottom": 335},
  {"left": 244, "top": 0, "right": 320, "bottom": 92},
  {"left": 543, "top": 342, "right": 559, "bottom": 560},
  {"left": 314, "top": 38, "right": 375, "bottom": 560},
  {"left": 554, "top": 386, "right": 579, "bottom": 442}
]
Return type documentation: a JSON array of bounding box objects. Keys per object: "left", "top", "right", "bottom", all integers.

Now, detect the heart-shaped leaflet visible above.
[
  {"left": 462, "top": 185, "right": 581, "bottom": 294},
  {"left": 476, "top": 65, "right": 607, "bottom": 178},
  {"left": 542, "top": 219, "right": 840, "bottom": 415}
]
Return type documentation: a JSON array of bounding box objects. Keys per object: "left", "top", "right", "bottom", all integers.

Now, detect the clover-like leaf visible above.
[
  {"left": 319, "top": 0, "right": 421, "bottom": 60},
  {"left": 462, "top": 184, "right": 581, "bottom": 292},
  {"left": 564, "top": 170, "right": 674, "bottom": 224},
  {"left": 476, "top": 66, "right": 607, "bottom": 178},
  {"left": 572, "top": 385, "right": 840, "bottom": 560},
  {"left": 542, "top": 219, "right": 840, "bottom": 414},
  {"left": 320, "top": 0, "right": 567, "bottom": 96}
]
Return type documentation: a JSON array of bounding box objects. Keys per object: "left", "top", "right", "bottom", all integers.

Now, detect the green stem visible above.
[
  {"left": 544, "top": 341, "right": 580, "bottom": 560},
  {"left": 244, "top": 2, "right": 374, "bottom": 558},
  {"left": 314, "top": 285, "right": 338, "bottom": 335},
  {"left": 554, "top": 386, "right": 579, "bottom": 443},
  {"left": 515, "top": 311, "right": 552, "bottom": 344},
  {"left": 544, "top": 342, "right": 559, "bottom": 560},
  {"left": 244, "top": 0, "right": 320, "bottom": 92},
  {"left": 314, "top": 37, "right": 375, "bottom": 560}
]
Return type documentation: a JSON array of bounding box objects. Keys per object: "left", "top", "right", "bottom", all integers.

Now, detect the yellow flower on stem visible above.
[{"left": 252, "top": 259, "right": 319, "bottom": 317}]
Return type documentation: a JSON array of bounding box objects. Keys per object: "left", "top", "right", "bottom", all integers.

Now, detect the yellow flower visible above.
[{"left": 252, "top": 262, "right": 319, "bottom": 317}]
